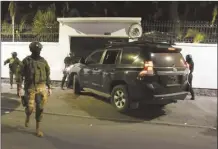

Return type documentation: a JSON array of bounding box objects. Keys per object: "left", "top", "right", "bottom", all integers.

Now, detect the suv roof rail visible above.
[
  {"left": 139, "top": 31, "right": 175, "bottom": 45},
  {"left": 106, "top": 39, "right": 128, "bottom": 47},
  {"left": 105, "top": 40, "right": 174, "bottom": 48}
]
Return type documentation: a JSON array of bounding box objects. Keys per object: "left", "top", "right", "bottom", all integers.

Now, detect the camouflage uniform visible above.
[
  {"left": 17, "top": 42, "right": 51, "bottom": 137},
  {"left": 4, "top": 52, "right": 21, "bottom": 88},
  {"left": 19, "top": 55, "right": 50, "bottom": 122}
]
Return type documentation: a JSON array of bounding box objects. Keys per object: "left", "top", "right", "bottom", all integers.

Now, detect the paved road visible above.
[
  {"left": 1, "top": 84, "right": 217, "bottom": 149},
  {"left": 1, "top": 84, "right": 217, "bottom": 127},
  {"left": 1, "top": 110, "right": 217, "bottom": 149}
]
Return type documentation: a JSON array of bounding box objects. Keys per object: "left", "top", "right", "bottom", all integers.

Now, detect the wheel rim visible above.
[{"left": 114, "top": 90, "right": 126, "bottom": 109}]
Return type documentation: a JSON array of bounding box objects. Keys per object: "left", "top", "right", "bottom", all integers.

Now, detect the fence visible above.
[
  {"left": 1, "top": 20, "right": 217, "bottom": 43},
  {"left": 1, "top": 24, "right": 59, "bottom": 42},
  {"left": 141, "top": 20, "right": 217, "bottom": 44}
]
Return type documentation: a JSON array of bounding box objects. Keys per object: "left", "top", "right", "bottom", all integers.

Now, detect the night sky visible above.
[{"left": 1, "top": 1, "right": 217, "bottom": 23}]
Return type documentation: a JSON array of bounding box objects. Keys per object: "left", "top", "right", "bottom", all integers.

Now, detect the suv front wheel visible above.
[{"left": 111, "top": 85, "right": 129, "bottom": 113}]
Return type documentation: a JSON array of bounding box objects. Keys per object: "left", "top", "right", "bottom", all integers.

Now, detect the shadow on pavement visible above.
[
  {"left": 201, "top": 128, "right": 217, "bottom": 137},
  {"left": 67, "top": 91, "right": 166, "bottom": 123},
  {"left": 1, "top": 124, "right": 108, "bottom": 149},
  {"left": 45, "top": 134, "right": 109, "bottom": 149},
  {"left": 1, "top": 93, "right": 21, "bottom": 116},
  {"left": 1, "top": 124, "right": 32, "bottom": 135}
]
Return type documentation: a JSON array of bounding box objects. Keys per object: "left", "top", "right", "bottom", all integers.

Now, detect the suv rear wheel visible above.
[
  {"left": 73, "top": 74, "right": 81, "bottom": 95},
  {"left": 111, "top": 85, "right": 129, "bottom": 113}
]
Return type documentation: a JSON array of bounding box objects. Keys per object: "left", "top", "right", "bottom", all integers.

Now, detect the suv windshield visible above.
[{"left": 150, "top": 52, "right": 186, "bottom": 67}]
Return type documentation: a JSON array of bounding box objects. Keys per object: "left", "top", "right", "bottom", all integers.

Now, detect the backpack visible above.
[{"left": 26, "top": 56, "right": 47, "bottom": 84}]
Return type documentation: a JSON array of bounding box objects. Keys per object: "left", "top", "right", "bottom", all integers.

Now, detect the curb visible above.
[{"left": 2, "top": 107, "right": 216, "bottom": 130}]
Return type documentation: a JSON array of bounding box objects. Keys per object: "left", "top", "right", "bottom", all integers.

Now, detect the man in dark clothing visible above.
[
  {"left": 186, "top": 54, "right": 195, "bottom": 100},
  {"left": 4, "top": 52, "right": 22, "bottom": 89},
  {"left": 61, "top": 53, "right": 73, "bottom": 89}
]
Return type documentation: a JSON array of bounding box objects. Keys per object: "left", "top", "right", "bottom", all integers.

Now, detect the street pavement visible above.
[
  {"left": 1, "top": 83, "right": 217, "bottom": 127},
  {"left": 1, "top": 109, "right": 217, "bottom": 149},
  {"left": 1, "top": 83, "right": 217, "bottom": 149}
]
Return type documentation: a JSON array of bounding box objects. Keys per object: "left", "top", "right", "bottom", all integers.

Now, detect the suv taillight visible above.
[{"left": 139, "top": 61, "right": 154, "bottom": 76}]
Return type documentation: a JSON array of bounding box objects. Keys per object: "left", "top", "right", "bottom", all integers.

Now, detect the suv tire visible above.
[
  {"left": 111, "top": 85, "right": 129, "bottom": 113},
  {"left": 73, "top": 74, "right": 81, "bottom": 95}
]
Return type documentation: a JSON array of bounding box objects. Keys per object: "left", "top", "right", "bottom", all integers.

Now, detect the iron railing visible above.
[
  {"left": 1, "top": 20, "right": 217, "bottom": 43},
  {"left": 141, "top": 20, "right": 217, "bottom": 43}
]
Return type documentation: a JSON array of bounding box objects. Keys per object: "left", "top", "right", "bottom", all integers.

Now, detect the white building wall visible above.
[{"left": 174, "top": 43, "right": 217, "bottom": 89}]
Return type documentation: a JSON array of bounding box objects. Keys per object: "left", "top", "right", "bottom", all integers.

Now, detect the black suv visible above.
[{"left": 71, "top": 41, "right": 189, "bottom": 113}]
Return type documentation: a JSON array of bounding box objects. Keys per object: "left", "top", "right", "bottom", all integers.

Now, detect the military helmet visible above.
[
  {"left": 186, "top": 54, "right": 192, "bottom": 60},
  {"left": 29, "top": 41, "right": 43, "bottom": 52},
  {"left": 11, "top": 52, "right": 17, "bottom": 57}
]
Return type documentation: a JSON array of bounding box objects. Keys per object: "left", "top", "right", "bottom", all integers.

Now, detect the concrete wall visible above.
[
  {"left": 174, "top": 43, "right": 217, "bottom": 89},
  {"left": 1, "top": 42, "right": 64, "bottom": 81},
  {"left": 58, "top": 20, "right": 141, "bottom": 57},
  {"left": 1, "top": 42, "right": 217, "bottom": 89}
]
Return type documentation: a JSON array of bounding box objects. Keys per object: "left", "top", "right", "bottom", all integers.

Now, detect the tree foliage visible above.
[
  {"left": 185, "top": 29, "right": 206, "bottom": 43},
  {"left": 32, "top": 4, "right": 58, "bottom": 41},
  {"left": 8, "top": 1, "right": 16, "bottom": 19},
  {"left": 211, "top": 5, "right": 217, "bottom": 25},
  {"left": 1, "top": 21, "right": 12, "bottom": 35},
  {"left": 8, "top": 1, "right": 17, "bottom": 41}
]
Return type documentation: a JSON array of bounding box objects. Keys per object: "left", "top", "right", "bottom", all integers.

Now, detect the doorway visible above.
[{"left": 70, "top": 37, "right": 129, "bottom": 58}]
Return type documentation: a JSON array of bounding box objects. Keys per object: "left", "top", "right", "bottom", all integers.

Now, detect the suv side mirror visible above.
[{"left": 79, "top": 57, "right": 85, "bottom": 64}]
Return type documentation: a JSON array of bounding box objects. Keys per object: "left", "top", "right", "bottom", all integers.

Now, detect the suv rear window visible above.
[
  {"left": 121, "top": 47, "right": 144, "bottom": 66},
  {"left": 150, "top": 52, "right": 186, "bottom": 67}
]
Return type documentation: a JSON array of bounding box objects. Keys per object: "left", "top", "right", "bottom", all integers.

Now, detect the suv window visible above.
[
  {"left": 121, "top": 47, "right": 144, "bottom": 66},
  {"left": 103, "top": 50, "right": 120, "bottom": 64},
  {"left": 150, "top": 52, "right": 186, "bottom": 67},
  {"left": 86, "top": 51, "right": 104, "bottom": 64}
]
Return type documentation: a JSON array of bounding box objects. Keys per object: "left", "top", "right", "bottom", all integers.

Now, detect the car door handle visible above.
[{"left": 93, "top": 68, "right": 98, "bottom": 70}]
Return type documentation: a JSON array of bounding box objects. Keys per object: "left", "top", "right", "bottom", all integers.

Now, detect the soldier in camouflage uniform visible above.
[
  {"left": 4, "top": 52, "right": 21, "bottom": 89},
  {"left": 17, "top": 42, "right": 51, "bottom": 137}
]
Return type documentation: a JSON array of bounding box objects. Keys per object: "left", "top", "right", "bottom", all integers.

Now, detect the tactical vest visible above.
[{"left": 26, "top": 56, "right": 47, "bottom": 84}]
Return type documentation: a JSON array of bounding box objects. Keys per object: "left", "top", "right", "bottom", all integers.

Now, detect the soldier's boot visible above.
[
  {"left": 36, "top": 122, "right": 44, "bottom": 137},
  {"left": 35, "top": 93, "right": 45, "bottom": 137},
  {"left": 35, "top": 107, "right": 44, "bottom": 137},
  {"left": 25, "top": 116, "right": 30, "bottom": 127},
  {"left": 10, "top": 84, "right": 13, "bottom": 89},
  {"left": 25, "top": 107, "right": 33, "bottom": 127}
]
